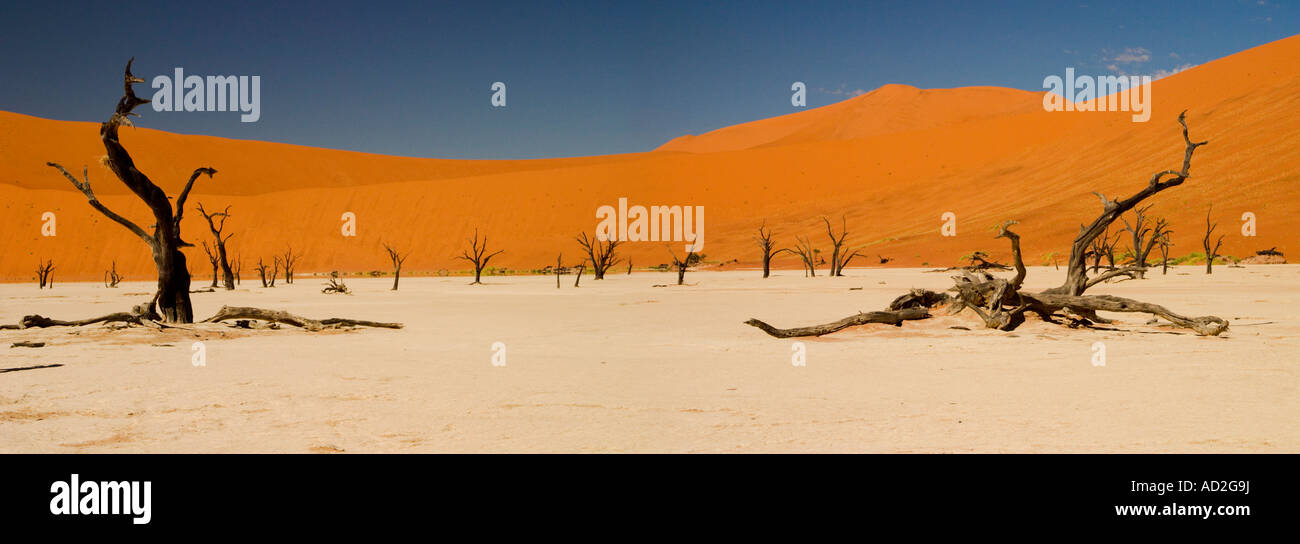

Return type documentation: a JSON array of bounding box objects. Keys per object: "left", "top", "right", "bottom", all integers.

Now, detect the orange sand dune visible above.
[
  {"left": 658, "top": 84, "right": 1043, "bottom": 153},
  {"left": 2, "top": 35, "right": 1299, "bottom": 283}
]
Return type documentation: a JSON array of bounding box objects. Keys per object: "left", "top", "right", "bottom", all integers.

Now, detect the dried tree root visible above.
[
  {"left": 202, "top": 306, "right": 402, "bottom": 331},
  {"left": 744, "top": 308, "right": 930, "bottom": 338}
]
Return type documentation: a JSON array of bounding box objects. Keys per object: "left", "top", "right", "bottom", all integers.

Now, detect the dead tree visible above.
[
  {"left": 666, "top": 246, "right": 698, "bottom": 285},
  {"left": 35, "top": 260, "right": 55, "bottom": 289},
  {"left": 231, "top": 254, "right": 242, "bottom": 286},
  {"left": 754, "top": 222, "right": 790, "bottom": 278},
  {"left": 574, "top": 264, "right": 585, "bottom": 287},
  {"left": 556, "top": 253, "right": 563, "bottom": 288},
  {"left": 457, "top": 229, "right": 503, "bottom": 284},
  {"left": 322, "top": 271, "right": 350, "bottom": 294},
  {"left": 1119, "top": 205, "right": 1168, "bottom": 279},
  {"left": 201, "top": 241, "right": 221, "bottom": 288},
  {"left": 576, "top": 232, "right": 622, "bottom": 280},
  {"left": 1203, "top": 206, "right": 1224, "bottom": 274},
  {"left": 281, "top": 246, "right": 299, "bottom": 284},
  {"left": 383, "top": 243, "right": 409, "bottom": 290},
  {"left": 196, "top": 203, "right": 236, "bottom": 290},
  {"left": 1085, "top": 226, "right": 1123, "bottom": 272},
  {"left": 46, "top": 59, "right": 215, "bottom": 323},
  {"left": 271, "top": 256, "right": 281, "bottom": 287},
  {"left": 1156, "top": 230, "right": 1173, "bottom": 275},
  {"left": 104, "top": 261, "right": 124, "bottom": 288},
  {"left": 256, "top": 258, "right": 271, "bottom": 288},
  {"left": 791, "top": 235, "right": 817, "bottom": 277},
  {"left": 823, "top": 216, "right": 862, "bottom": 276},
  {"left": 747, "top": 112, "right": 1227, "bottom": 338}
]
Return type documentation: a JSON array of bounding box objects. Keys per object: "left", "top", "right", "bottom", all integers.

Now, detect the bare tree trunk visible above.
[
  {"left": 822, "top": 216, "right": 861, "bottom": 276},
  {"left": 457, "top": 229, "right": 502, "bottom": 285},
  {"left": 755, "top": 222, "right": 788, "bottom": 278},
  {"left": 383, "top": 243, "right": 408, "bottom": 291},
  {"left": 667, "top": 247, "right": 697, "bottom": 285},
  {"left": 46, "top": 59, "right": 217, "bottom": 323},
  {"left": 35, "top": 260, "right": 55, "bottom": 289},
  {"left": 281, "top": 247, "right": 298, "bottom": 284},
  {"left": 1203, "top": 205, "right": 1224, "bottom": 274},
  {"left": 197, "top": 203, "right": 236, "bottom": 289}
]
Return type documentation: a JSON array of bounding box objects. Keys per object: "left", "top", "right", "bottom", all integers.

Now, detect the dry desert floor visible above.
[{"left": 2, "top": 266, "right": 1297, "bottom": 452}]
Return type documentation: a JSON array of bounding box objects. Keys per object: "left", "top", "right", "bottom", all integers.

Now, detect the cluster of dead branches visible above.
[
  {"left": 576, "top": 232, "right": 621, "bottom": 280},
  {"left": 322, "top": 271, "right": 350, "bottom": 294},
  {"left": 759, "top": 216, "right": 865, "bottom": 278},
  {"left": 791, "top": 236, "right": 819, "bottom": 277},
  {"left": 196, "top": 203, "right": 236, "bottom": 289},
  {"left": 458, "top": 229, "right": 502, "bottom": 284},
  {"left": 255, "top": 257, "right": 277, "bottom": 287},
  {"left": 823, "top": 216, "right": 862, "bottom": 276},
  {"left": 104, "top": 260, "right": 124, "bottom": 288},
  {"left": 35, "top": 259, "right": 55, "bottom": 289},
  {"left": 746, "top": 112, "right": 1228, "bottom": 339}
]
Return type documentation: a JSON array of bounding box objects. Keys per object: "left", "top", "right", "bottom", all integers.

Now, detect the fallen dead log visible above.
[
  {"left": 202, "top": 306, "right": 402, "bottom": 331},
  {"left": 745, "top": 308, "right": 931, "bottom": 338},
  {"left": 1021, "top": 293, "right": 1229, "bottom": 336},
  {"left": 11, "top": 305, "right": 155, "bottom": 329}
]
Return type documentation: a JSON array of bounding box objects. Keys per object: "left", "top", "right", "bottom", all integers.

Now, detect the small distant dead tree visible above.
[
  {"left": 823, "top": 216, "right": 862, "bottom": 276},
  {"left": 1119, "top": 205, "right": 1168, "bottom": 279},
  {"left": 104, "top": 261, "right": 124, "bottom": 288},
  {"left": 35, "top": 259, "right": 55, "bottom": 289},
  {"left": 1156, "top": 229, "right": 1174, "bottom": 275},
  {"left": 231, "top": 254, "right": 242, "bottom": 286},
  {"left": 271, "top": 256, "right": 281, "bottom": 287},
  {"left": 322, "top": 271, "right": 350, "bottom": 294},
  {"left": 457, "top": 229, "right": 503, "bottom": 284},
  {"left": 1086, "top": 226, "right": 1123, "bottom": 272},
  {"left": 792, "top": 235, "right": 817, "bottom": 277},
  {"left": 556, "top": 253, "right": 563, "bottom": 288},
  {"left": 576, "top": 232, "right": 622, "bottom": 280},
  {"left": 383, "top": 243, "right": 409, "bottom": 290},
  {"left": 196, "top": 203, "right": 236, "bottom": 290},
  {"left": 878, "top": 255, "right": 893, "bottom": 265},
  {"left": 754, "top": 222, "right": 790, "bottom": 278},
  {"left": 627, "top": 260, "right": 633, "bottom": 275},
  {"left": 201, "top": 241, "right": 221, "bottom": 288},
  {"left": 280, "top": 247, "right": 299, "bottom": 284},
  {"left": 256, "top": 258, "right": 271, "bottom": 288},
  {"left": 666, "top": 246, "right": 698, "bottom": 285},
  {"left": 573, "top": 264, "right": 585, "bottom": 287},
  {"left": 1203, "top": 205, "right": 1224, "bottom": 274}
]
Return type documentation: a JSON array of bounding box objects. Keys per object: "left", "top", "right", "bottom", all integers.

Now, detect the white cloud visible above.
[{"left": 1110, "top": 47, "right": 1151, "bottom": 64}]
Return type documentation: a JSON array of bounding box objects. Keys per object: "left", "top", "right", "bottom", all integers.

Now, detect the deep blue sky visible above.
[{"left": 1, "top": 0, "right": 1293, "bottom": 159}]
